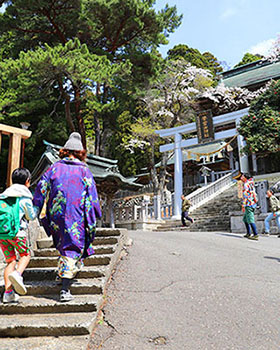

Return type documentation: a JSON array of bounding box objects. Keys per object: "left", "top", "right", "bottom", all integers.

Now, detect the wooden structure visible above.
[{"left": 0, "top": 123, "right": 32, "bottom": 186}]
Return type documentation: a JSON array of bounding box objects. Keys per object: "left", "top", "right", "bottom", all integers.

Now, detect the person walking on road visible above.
[
  {"left": 33, "top": 132, "right": 102, "bottom": 302},
  {"left": 240, "top": 173, "right": 259, "bottom": 240},
  {"left": 263, "top": 188, "right": 280, "bottom": 236},
  {"left": 181, "top": 194, "right": 194, "bottom": 227}
]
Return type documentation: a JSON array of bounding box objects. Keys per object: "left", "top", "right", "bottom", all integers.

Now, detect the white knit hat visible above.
[{"left": 63, "top": 132, "right": 84, "bottom": 151}]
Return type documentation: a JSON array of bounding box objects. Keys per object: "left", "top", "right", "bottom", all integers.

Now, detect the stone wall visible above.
[{"left": 230, "top": 211, "right": 280, "bottom": 235}]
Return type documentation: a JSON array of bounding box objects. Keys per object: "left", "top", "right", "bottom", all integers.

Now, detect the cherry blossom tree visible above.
[
  {"left": 126, "top": 59, "right": 213, "bottom": 196},
  {"left": 201, "top": 82, "right": 271, "bottom": 115}
]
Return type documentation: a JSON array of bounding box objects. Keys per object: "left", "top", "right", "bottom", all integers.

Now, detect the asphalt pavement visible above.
[{"left": 88, "top": 230, "right": 280, "bottom": 350}]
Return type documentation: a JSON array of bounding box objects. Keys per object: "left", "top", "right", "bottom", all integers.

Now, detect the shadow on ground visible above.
[
  {"left": 216, "top": 233, "right": 243, "bottom": 239},
  {"left": 264, "top": 256, "right": 280, "bottom": 262}
]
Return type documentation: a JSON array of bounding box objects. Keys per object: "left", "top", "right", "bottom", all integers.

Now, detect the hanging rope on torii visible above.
[{"left": 0, "top": 123, "right": 32, "bottom": 187}]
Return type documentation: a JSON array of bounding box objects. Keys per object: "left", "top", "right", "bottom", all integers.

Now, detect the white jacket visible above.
[{"left": 0, "top": 184, "right": 38, "bottom": 236}]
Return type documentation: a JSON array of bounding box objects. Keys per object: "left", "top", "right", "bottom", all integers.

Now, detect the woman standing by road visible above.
[{"left": 33, "top": 132, "right": 102, "bottom": 302}]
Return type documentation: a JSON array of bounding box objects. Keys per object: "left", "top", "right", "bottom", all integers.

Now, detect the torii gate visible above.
[
  {"left": 155, "top": 108, "right": 250, "bottom": 220},
  {"left": 0, "top": 123, "right": 32, "bottom": 187}
]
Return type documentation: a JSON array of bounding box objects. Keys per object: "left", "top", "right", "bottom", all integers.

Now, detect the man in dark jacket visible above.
[{"left": 181, "top": 195, "right": 194, "bottom": 227}]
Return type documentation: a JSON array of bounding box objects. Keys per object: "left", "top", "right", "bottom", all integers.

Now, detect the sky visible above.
[{"left": 154, "top": 0, "right": 280, "bottom": 68}]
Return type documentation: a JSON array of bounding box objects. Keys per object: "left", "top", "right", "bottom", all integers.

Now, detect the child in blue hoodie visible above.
[{"left": 0, "top": 168, "right": 38, "bottom": 303}]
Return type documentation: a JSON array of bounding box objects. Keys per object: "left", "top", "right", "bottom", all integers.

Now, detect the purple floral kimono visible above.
[{"left": 33, "top": 158, "right": 102, "bottom": 260}]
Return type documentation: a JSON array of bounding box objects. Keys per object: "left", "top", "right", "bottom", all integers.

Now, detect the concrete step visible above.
[
  {"left": 188, "top": 228, "right": 229, "bottom": 232},
  {"left": 92, "top": 236, "right": 119, "bottom": 245},
  {"left": 28, "top": 254, "right": 112, "bottom": 268},
  {"left": 0, "top": 228, "right": 127, "bottom": 340},
  {"left": 95, "top": 228, "right": 122, "bottom": 237},
  {"left": 34, "top": 245, "right": 116, "bottom": 257},
  {"left": 0, "top": 311, "right": 97, "bottom": 337},
  {"left": 154, "top": 224, "right": 230, "bottom": 232},
  {"left": 37, "top": 236, "right": 119, "bottom": 249},
  {"left": 192, "top": 220, "right": 230, "bottom": 226},
  {"left": 0, "top": 294, "right": 103, "bottom": 315},
  {"left": 23, "top": 266, "right": 107, "bottom": 281},
  {"left": 0, "top": 278, "right": 105, "bottom": 296}
]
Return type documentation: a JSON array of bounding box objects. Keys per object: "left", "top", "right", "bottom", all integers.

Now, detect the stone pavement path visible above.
[{"left": 88, "top": 230, "right": 280, "bottom": 350}]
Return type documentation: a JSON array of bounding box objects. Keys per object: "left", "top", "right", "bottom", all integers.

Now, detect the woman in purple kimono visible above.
[{"left": 33, "top": 132, "right": 102, "bottom": 302}]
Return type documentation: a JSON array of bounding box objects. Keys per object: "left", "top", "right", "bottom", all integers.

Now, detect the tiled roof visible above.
[
  {"left": 31, "top": 140, "right": 142, "bottom": 192},
  {"left": 220, "top": 60, "right": 280, "bottom": 88}
]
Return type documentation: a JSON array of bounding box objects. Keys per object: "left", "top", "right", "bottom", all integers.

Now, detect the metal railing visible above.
[
  {"left": 187, "top": 172, "right": 234, "bottom": 212},
  {"left": 113, "top": 172, "right": 235, "bottom": 223}
]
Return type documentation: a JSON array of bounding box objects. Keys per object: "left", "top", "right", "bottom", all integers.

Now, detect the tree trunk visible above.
[
  {"left": 150, "top": 137, "right": 159, "bottom": 194},
  {"left": 58, "top": 78, "right": 75, "bottom": 132},
  {"left": 73, "top": 84, "right": 87, "bottom": 150},
  {"left": 94, "top": 113, "right": 101, "bottom": 156}
]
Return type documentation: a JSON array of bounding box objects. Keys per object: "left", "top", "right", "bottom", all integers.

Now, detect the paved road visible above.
[{"left": 88, "top": 230, "right": 280, "bottom": 350}]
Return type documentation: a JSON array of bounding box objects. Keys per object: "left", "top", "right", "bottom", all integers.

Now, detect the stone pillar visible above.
[
  {"left": 252, "top": 153, "right": 258, "bottom": 175},
  {"left": 172, "top": 133, "right": 183, "bottom": 220},
  {"left": 154, "top": 194, "right": 161, "bottom": 220},
  {"left": 107, "top": 197, "right": 115, "bottom": 228},
  {"left": 237, "top": 134, "right": 249, "bottom": 173},
  {"left": 229, "top": 151, "right": 234, "bottom": 170}
]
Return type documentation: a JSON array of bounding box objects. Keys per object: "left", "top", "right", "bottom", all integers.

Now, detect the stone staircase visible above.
[
  {"left": 0, "top": 228, "right": 127, "bottom": 337},
  {"left": 155, "top": 184, "right": 241, "bottom": 232}
]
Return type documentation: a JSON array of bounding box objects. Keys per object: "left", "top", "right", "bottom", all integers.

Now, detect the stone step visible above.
[
  {"left": 92, "top": 236, "right": 119, "bottom": 245},
  {"left": 155, "top": 222, "right": 231, "bottom": 231},
  {"left": 0, "top": 278, "right": 105, "bottom": 296},
  {"left": 34, "top": 245, "right": 116, "bottom": 257},
  {"left": 191, "top": 220, "right": 230, "bottom": 226},
  {"left": 95, "top": 228, "right": 122, "bottom": 237},
  {"left": 193, "top": 207, "right": 240, "bottom": 215},
  {"left": 158, "top": 217, "right": 230, "bottom": 228},
  {"left": 37, "top": 236, "right": 119, "bottom": 249},
  {"left": 0, "top": 312, "right": 97, "bottom": 337},
  {"left": 0, "top": 228, "right": 127, "bottom": 340},
  {"left": 28, "top": 254, "right": 112, "bottom": 268},
  {"left": 23, "top": 266, "right": 107, "bottom": 281},
  {"left": 0, "top": 294, "right": 103, "bottom": 315},
  {"left": 188, "top": 228, "right": 229, "bottom": 232}
]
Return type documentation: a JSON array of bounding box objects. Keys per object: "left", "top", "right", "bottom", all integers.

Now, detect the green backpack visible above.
[{"left": 0, "top": 197, "right": 20, "bottom": 239}]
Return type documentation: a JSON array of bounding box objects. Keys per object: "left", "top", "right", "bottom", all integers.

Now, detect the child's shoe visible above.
[
  {"left": 60, "top": 290, "right": 74, "bottom": 302},
  {"left": 3, "top": 290, "right": 19, "bottom": 304},
  {"left": 8, "top": 271, "right": 27, "bottom": 295}
]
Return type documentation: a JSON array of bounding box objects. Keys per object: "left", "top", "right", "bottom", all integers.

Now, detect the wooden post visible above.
[
  {"left": 0, "top": 123, "right": 32, "bottom": 188},
  {"left": 7, "top": 133, "right": 22, "bottom": 187},
  {"left": 21, "top": 139, "right": 26, "bottom": 168}
]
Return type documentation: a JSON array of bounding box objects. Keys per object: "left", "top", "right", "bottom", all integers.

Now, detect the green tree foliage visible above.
[
  {"left": 83, "top": 0, "right": 182, "bottom": 54},
  {"left": 0, "top": 39, "right": 130, "bottom": 169},
  {"left": 234, "top": 52, "right": 263, "bottom": 68},
  {"left": 0, "top": 0, "right": 182, "bottom": 165},
  {"left": 167, "top": 44, "right": 223, "bottom": 77},
  {"left": 0, "top": 0, "right": 81, "bottom": 55},
  {"left": 238, "top": 80, "right": 280, "bottom": 154}
]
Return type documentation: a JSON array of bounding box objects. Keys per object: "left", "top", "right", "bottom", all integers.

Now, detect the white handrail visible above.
[{"left": 186, "top": 172, "right": 234, "bottom": 212}]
